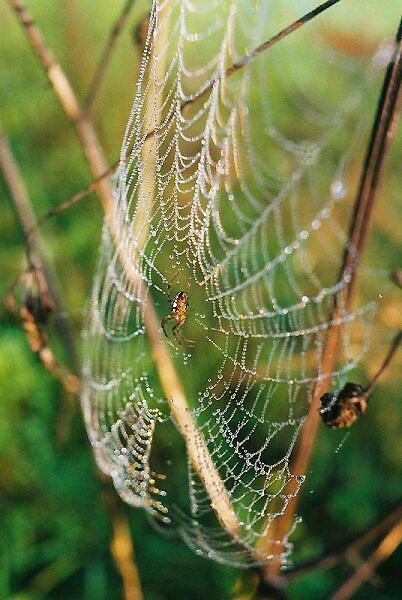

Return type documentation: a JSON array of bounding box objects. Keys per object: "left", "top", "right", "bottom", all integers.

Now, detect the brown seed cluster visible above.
[{"left": 320, "top": 383, "right": 368, "bottom": 428}]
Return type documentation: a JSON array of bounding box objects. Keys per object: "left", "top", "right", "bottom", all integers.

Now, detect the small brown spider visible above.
[{"left": 161, "top": 275, "right": 194, "bottom": 346}]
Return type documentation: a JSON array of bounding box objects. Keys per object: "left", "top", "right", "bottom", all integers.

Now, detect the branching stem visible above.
[
  {"left": 263, "top": 16, "right": 402, "bottom": 578},
  {"left": 331, "top": 520, "right": 402, "bottom": 600},
  {"left": 286, "top": 502, "right": 402, "bottom": 578},
  {"left": 0, "top": 122, "right": 78, "bottom": 372},
  {"left": 364, "top": 330, "right": 402, "bottom": 396},
  {"left": 31, "top": 0, "right": 344, "bottom": 232},
  {"left": 7, "top": 0, "right": 240, "bottom": 538}
]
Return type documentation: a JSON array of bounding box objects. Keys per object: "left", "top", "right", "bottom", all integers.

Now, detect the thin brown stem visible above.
[
  {"left": 263, "top": 18, "right": 402, "bottom": 576},
  {"left": 181, "top": 0, "right": 343, "bottom": 112},
  {"left": 227, "top": 0, "right": 342, "bottom": 76},
  {"left": 110, "top": 513, "right": 143, "bottom": 600},
  {"left": 85, "top": 0, "right": 136, "bottom": 114},
  {"left": 7, "top": 0, "right": 114, "bottom": 216},
  {"left": 0, "top": 123, "right": 78, "bottom": 372},
  {"left": 286, "top": 503, "right": 402, "bottom": 578},
  {"left": 391, "top": 269, "right": 402, "bottom": 288},
  {"left": 331, "top": 520, "right": 402, "bottom": 600},
  {"left": 30, "top": 159, "right": 119, "bottom": 237},
  {"left": 364, "top": 330, "right": 402, "bottom": 396},
  {"left": 8, "top": 0, "right": 239, "bottom": 538},
  {"left": 30, "top": 0, "right": 345, "bottom": 232},
  {"left": 103, "top": 488, "right": 143, "bottom": 600}
]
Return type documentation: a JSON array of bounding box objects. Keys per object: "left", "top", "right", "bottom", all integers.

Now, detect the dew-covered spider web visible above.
[{"left": 81, "top": 0, "right": 390, "bottom": 567}]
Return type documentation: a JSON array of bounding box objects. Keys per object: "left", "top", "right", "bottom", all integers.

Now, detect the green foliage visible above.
[{"left": 0, "top": 1, "right": 401, "bottom": 599}]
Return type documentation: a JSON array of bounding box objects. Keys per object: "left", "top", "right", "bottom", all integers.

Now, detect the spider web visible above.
[{"left": 81, "top": 0, "right": 384, "bottom": 567}]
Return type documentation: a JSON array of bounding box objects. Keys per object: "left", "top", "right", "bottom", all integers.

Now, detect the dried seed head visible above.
[{"left": 320, "top": 383, "right": 367, "bottom": 428}]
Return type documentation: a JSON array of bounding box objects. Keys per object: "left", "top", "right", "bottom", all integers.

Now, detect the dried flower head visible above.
[{"left": 320, "top": 383, "right": 367, "bottom": 428}]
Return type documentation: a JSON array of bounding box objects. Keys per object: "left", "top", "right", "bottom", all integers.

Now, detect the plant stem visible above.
[
  {"left": 32, "top": 0, "right": 345, "bottom": 230},
  {"left": 0, "top": 122, "right": 78, "bottom": 372},
  {"left": 262, "top": 17, "right": 402, "bottom": 578},
  {"left": 7, "top": 0, "right": 240, "bottom": 539},
  {"left": 331, "top": 520, "right": 402, "bottom": 600},
  {"left": 286, "top": 502, "right": 402, "bottom": 578}
]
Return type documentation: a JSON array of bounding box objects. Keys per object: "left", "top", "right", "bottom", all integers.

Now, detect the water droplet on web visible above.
[
  {"left": 372, "top": 41, "right": 396, "bottom": 69},
  {"left": 80, "top": 9, "right": 378, "bottom": 565},
  {"left": 331, "top": 179, "right": 347, "bottom": 199},
  {"left": 335, "top": 432, "right": 350, "bottom": 453}
]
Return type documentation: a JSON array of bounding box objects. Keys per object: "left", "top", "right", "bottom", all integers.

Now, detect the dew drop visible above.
[{"left": 331, "top": 179, "right": 346, "bottom": 199}]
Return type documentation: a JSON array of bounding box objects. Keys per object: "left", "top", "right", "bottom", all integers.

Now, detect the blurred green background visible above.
[{"left": 0, "top": 1, "right": 401, "bottom": 599}]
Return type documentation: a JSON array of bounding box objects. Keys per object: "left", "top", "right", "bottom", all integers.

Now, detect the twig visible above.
[
  {"left": 103, "top": 488, "right": 143, "bottom": 600},
  {"left": 1, "top": 111, "right": 141, "bottom": 600},
  {"left": 181, "top": 0, "right": 343, "bottom": 112},
  {"left": 262, "top": 17, "right": 402, "bottom": 575},
  {"left": 7, "top": 0, "right": 114, "bottom": 216},
  {"left": 286, "top": 503, "right": 402, "bottom": 578},
  {"left": 364, "top": 330, "right": 401, "bottom": 395},
  {"left": 226, "top": 0, "right": 342, "bottom": 76},
  {"left": 18, "top": 274, "right": 81, "bottom": 394},
  {"left": 85, "top": 0, "right": 136, "bottom": 114},
  {"left": 391, "top": 269, "right": 402, "bottom": 288},
  {"left": 331, "top": 520, "right": 402, "bottom": 600},
  {"left": 30, "top": 159, "right": 119, "bottom": 236},
  {"left": 30, "top": 0, "right": 345, "bottom": 233},
  {"left": 0, "top": 123, "right": 78, "bottom": 372},
  {"left": 2, "top": 45, "right": 143, "bottom": 600},
  {"left": 110, "top": 513, "right": 143, "bottom": 600},
  {"left": 8, "top": 0, "right": 240, "bottom": 538}
]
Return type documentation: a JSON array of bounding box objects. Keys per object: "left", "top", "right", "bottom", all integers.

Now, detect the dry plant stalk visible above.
[
  {"left": 0, "top": 124, "right": 78, "bottom": 381},
  {"left": 11, "top": 0, "right": 353, "bottom": 549},
  {"left": 263, "top": 18, "right": 402, "bottom": 577},
  {"left": 7, "top": 0, "right": 114, "bottom": 214},
  {"left": 110, "top": 512, "right": 143, "bottom": 600},
  {"left": 331, "top": 521, "right": 402, "bottom": 600},
  {"left": 1, "top": 81, "right": 143, "bottom": 600},
  {"left": 32, "top": 0, "right": 344, "bottom": 240},
  {"left": 17, "top": 267, "right": 80, "bottom": 394},
  {"left": 8, "top": 0, "right": 240, "bottom": 538},
  {"left": 286, "top": 503, "right": 402, "bottom": 578},
  {"left": 103, "top": 488, "right": 143, "bottom": 600}
]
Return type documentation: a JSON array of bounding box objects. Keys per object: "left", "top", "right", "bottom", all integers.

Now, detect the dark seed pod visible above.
[{"left": 320, "top": 382, "right": 367, "bottom": 428}]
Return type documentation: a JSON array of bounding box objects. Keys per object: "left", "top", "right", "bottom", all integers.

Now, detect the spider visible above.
[{"left": 161, "top": 274, "right": 194, "bottom": 347}]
